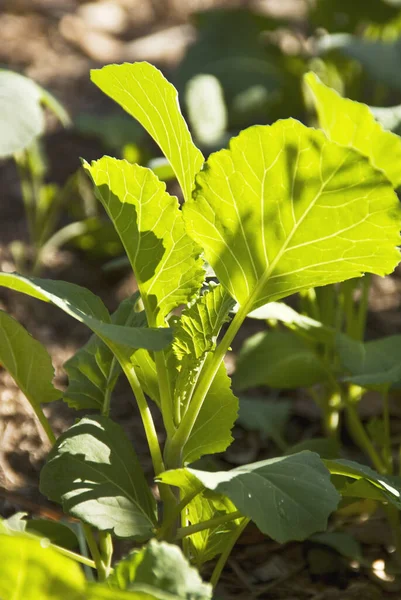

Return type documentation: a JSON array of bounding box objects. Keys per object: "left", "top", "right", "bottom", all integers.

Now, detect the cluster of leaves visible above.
[{"left": 0, "top": 58, "right": 401, "bottom": 599}]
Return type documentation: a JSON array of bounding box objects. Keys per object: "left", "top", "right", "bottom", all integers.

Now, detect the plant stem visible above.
[
  {"left": 382, "top": 386, "right": 393, "bottom": 473},
  {"left": 210, "top": 518, "right": 249, "bottom": 588},
  {"left": 166, "top": 302, "right": 249, "bottom": 468},
  {"left": 82, "top": 524, "right": 107, "bottom": 581},
  {"left": 154, "top": 350, "right": 175, "bottom": 437},
  {"left": 356, "top": 274, "right": 370, "bottom": 341},
  {"left": 98, "top": 531, "right": 113, "bottom": 579},
  {"left": 175, "top": 511, "right": 242, "bottom": 541},
  {"left": 53, "top": 543, "right": 97, "bottom": 569},
  {"left": 33, "top": 404, "right": 56, "bottom": 446},
  {"left": 156, "top": 486, "right": 204, "bottom": 541},
  {"left": 101, "top": 356, "right": 118, "bottom": 418}
]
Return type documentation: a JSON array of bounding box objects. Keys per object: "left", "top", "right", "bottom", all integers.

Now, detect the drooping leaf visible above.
[
  {"left": 335, "top": 333, "right": 401, "bottom": 389},
  {"left": 160, "top": 451, "right": 340, "bottom": 544},
  {"left": 63, "top": 294, "right": 146, "bottom": 411},
  {"left": 0, "top": 311, "right": 61, "bottom": 415},
  {"left": 40, "top": 416, "right": 157, "bottom": 539},
  {"left": 108, "top": 539, "right": 212, "bottom": 599},
  {"left": 238, "top": 396, "right": 291, "bottom": 447},
  {"left": 84, "top": 157, "right": 204, "bottom": 327},
  {"left": 324, "top": 458, "right": 401, "bottom": 508},
  {"left": 90, "top": 62, "right": 204, "bottom": 202},
  {"left": 0, "top": 534, "right": 86, "bottom": 600},
  {"left": 246, "top": 301, "right": 334, "bottom": 344},
  {"left": 305, "top": 72, "right": 401, "bottom": 188},
  {"left": 234, "top": 330, "right": 329, "bottom": 390},
  {"left": 184, "top": 119, "right": 401, "bottom": 313},
  {"left": 0, "top": 272, "right": 171, "bottom": 351}
]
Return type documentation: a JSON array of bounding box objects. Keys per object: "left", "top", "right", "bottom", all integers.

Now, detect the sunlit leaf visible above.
[
  {"left": 0, "top": 534, "right": 85, "bottom": 600},
  {"left": 84, "top": 157, "right": 204, "bottom": 327},
  {"left": 305, "top": 72, "right": 401, "bottom": 188},
  {"left": 90, "top": 62, "right": 204, "bottom": 202},
  {"left": 160, "top": 451, "right": 340, "bottom": 543},
  {"left": 0, "top": 272, "right": 171, "bottom": 351},
  {"left": 40, "top": 416, "right": 157, "bottom": 539},
  {"left": 184, "top": 119, "right": 401, "bottom": 313}
]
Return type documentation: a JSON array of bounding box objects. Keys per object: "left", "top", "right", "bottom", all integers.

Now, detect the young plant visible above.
[{"left": 1, "top": 62, "right": 401, "bottom": 598}]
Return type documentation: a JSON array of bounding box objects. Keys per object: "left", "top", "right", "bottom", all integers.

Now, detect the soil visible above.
[{"left": 1, "top": 1, "right": 401, "bottom": 598}]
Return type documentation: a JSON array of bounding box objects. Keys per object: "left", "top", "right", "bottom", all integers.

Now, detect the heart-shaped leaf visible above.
[
  {"left": 40, "top": 416, "right": 157, "bottom": 539},
  {"left": 184, "top": 119, "right": 401, "bottom": 313}
]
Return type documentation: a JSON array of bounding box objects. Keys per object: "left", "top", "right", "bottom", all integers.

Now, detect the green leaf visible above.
[
  {"left": 305, "top": 72, "right": 401, "bottom": 188},
  {"left": 160, "top": 451, "right": 340, "bottom": 544},
  {"left": 0, "top": 534, "right": 85, "bottom": 600},
  {"left": 64, "top": 294, "right": 146, "bottom": 410},
  {"left": 310, "top": 0, "right": 400, "bottom": 33},
  {"left": 316, "top": 34, "right": 401, "bottom": 93},
  {"left": 1, "top": 511, "right": 79, "bottom": 550},
  {"left": 90, "top": 62, "right": 204, "bottom": 202},
  {"left": 335, "top": 333, "right": 401, "bottom": 388},
  {"left": 234, "top": 330, "right": 329, "bottom": 390},
  {"left": 285, "top": 438, "right": 341, "bottom": 459},
  {"left": 182, "top": 360, "right": 238, "bottom": 464},
  {"left": 0, "top": 311, "right": 61, "bottom": 414},
  {"left": 238, "top": 396, "right": 291, "bottom": 447},
  {"left": 0, "top": 272, "right": 171, "bottom": 351},
  {"left": 84, "top": 157, "right": 204, "bottom": 327},
  {"left": 184, "top": 119, "right": 401, "bottom": 313},
  {"left": 108, "top": 539, "right": 212, "bottom": 599},
  {"left": 40, "top": 416, "right": 157, "bottom": 539},
  {"left": 310, "top": 532, "right": 362, "bottom": 561},
  {"left": 324, "top": 458, "right": 401, "bottom": 508}
]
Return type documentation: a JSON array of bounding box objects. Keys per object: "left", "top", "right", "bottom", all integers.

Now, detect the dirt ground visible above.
[{"left": 1, "top": 0, "right": 401, "bottom": 598}]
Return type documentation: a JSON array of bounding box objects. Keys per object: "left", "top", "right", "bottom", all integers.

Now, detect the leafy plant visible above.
[{"left": 1, "top": 61, "right": 401, "bottom": 598}]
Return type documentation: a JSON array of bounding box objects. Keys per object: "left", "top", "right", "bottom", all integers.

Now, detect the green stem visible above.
[
  {"left": 156, "top": 486, "right": 204, "bottom": 541},
  {"left": 99, "top": 531, "right": 113, "bottom": 579},
  {"left": 82, "top": 524, "right": 107, "bottom": 581},
  {"left": 154, "top": 350, "right": 175, "bottom": 437},
  {"left": 33, "top": 404, "right": 56, "bottom": 445},
  {"left": 344, "top": 396, "right": 386, "bottom": 473},
  {"left": 53, "top": 543, "right": 97, "bottom": 569},
  {"left": 382, "top": 386, "right": 392, "bottom": 473},
  {"left": 210, "top": 518, "right": 249, "bottom": 588},
  {"left": 356, "top": 274, "right": 370, "bottom": 341},
  {"left": 101, "top": 356, "right": 118, "bottom": 418},
  {"left": 175, "top": 511, "right": 242, "bottom": 541},
  {"left": 384, "top": 504, "right": 401, "bottom": 565},
  {"left": 166, "top": 302, "right": 249, "bottom": 469}
]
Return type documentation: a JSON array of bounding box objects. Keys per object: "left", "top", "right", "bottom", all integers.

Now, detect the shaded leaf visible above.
[
  {"left": 310, "top": 532, "right": 362, "bottom": 560},
  {"left": 305, "top": 72, "right": 401, "bottom": 188},
  {"left": 160, "top": 451, "right": 340, "bottom": 543},
  {"left": 184, "top": 119, "right": 401, "bottom": 312},
  {"left": 0, "top": 272, "right": 171, "bottom": 351},
  {"left": 0, "top": 534, "right": 85, "bottom": 600},
  {"left": 285, "top": 438, "right": 341, "bottom": 459},
  {"left": 90, "top": 62, "right": 204, "bottom": 202},
  {"left": 335, "top": 333, "right": 401, "bottom": 389},
  {"left": 108, "top": 539, "right": 212, "bottom": 599},
  {"left": 40, "top": 416, "right": 157, "bottom": 539},
  {"left": 238, "top": 396, "right": 291, "bottom": 447},
  {"left": 234, "top": 330, "right": 329, "bottom": 390},
  {"left": 84, "top": 158, "right": 204, "bottom": 327},
  {"left": 0, "top": 311, "right": 60, "bottom": 412},
  {"left": 64, "top": 294, "right": 146, "bottom": 410}
]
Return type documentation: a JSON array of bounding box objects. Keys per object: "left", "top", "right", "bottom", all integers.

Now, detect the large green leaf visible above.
[
  {"left": 305, "top": 72, "right": 401, "bottom": 188},
  {"left": 0, "top": 310, "right": 60, "bottom": 412},
  {"left": 84, "top": 157, "right": 204, "bottom": 327},
  {"left": 0, "top": 272, "right": 171, "bottom": 351},
  {"left": 160, "top": 451, "right": 340, "bottom": 544},
  {"left": 90, "top": 62, "right": 204, "bottom": 202},
  {"left": 108, "top": 539, "right": 212, "bottom": 599},
  {"left": 40, "top": 416, "right": 157, "bottom": 539},
  {"left": 335, "top": 333, "right": 401, "bottom": 389},
  {"left": 184, "top": 119, "right": 401, "bottom": 313},
  {"left": 0, "top": 534, "right": 85, "bottom": 600},
  {"left": 234, "top": 330, "right": 329, "bottom": 390},
  {"left": 64, "top": 294, "right": 146, "bottom": 410},
  {"left": 238, "top": 397, "right": 291, "bottom": 447}
]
